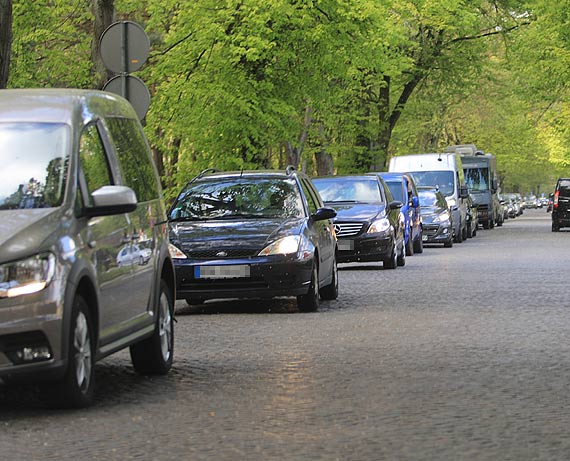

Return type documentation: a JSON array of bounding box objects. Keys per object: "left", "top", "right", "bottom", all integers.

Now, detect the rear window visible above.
[{"left": 557, "top": 179, "right": 570, "bottom": 197}]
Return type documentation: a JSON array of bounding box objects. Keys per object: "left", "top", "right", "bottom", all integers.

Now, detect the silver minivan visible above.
[{"left": 0, "top": 89, "right": 176, "bottom": 407}]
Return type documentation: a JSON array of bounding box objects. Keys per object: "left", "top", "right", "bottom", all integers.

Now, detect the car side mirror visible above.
[
  {"left": 86, "top": 185, "right": 138, "bottom": 217},
  {"left": 389, "top": 200, "right": 403, "bottom": 210},
  {"left": 311, "top": 207, "right": 337, "bottom": 221},
  {"left": 411, "top": 196, "right": 419, "bottom": 208},
  {"left": 459, "top": 186, "right": 469, "bottom": 199}
]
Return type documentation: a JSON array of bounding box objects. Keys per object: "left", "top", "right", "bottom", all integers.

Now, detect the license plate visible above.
[
  {"left": 338, "top": 240, "right": 354, "bottom": 251},
  {"left": 422, "top": 235, "right": 428, "bottom": 241},
  {"left": 195, "top": 265, "right": 250, "bottom": 279}
]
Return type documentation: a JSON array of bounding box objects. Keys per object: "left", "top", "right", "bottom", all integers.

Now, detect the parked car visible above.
[
  {"left": 552, "top": 178, "right": 570, "bottom": 231},
  {"left": 417, "top": 186, "right": 454, "bottom": 247},
  {"left": 312, "top": 175, "right": 405, "bottom": 268},
  {"left": 0, "top": 89, "right": 175, "bottom": 408},
  {"left": 375, "top": 172, "right": 423, "bottom": 255},
  {"left": 168, "top": 168, "right": 338, "bottom": 312}
]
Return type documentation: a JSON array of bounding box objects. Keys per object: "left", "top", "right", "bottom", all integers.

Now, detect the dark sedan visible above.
[
  {"left": 167, "top": 168, "right": 338, "bottom": 312},
  {"left": 312, "top": 175, "right": 405, "bottom": 268}
]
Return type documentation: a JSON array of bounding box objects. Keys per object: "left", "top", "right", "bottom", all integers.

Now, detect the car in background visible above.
[
  {"left": 167, "top": 168, "right": 338, "bottom": 312},
  {"left": 0, "top": 89, "right": 176, "bottom": 408},
  {"left": 375, "top": 172, "right": 423, "bottom": 255},
  {"left": 552, "top": 178, "right": 570, "bottom": 232},
  {"left": 312, "top": 175, "right": 405, "bottom": 269},
  {"left": 417, "top": 186, "right": 454, "bottom": 248}
]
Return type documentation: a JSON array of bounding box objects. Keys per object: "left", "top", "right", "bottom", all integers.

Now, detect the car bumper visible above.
[
  {"left": 0, "top": 282, "right": 67, "bottom": 381},
  {"left": 552, "top": 210, "right": 570, "bottom": 228},
  {"left": 336, "top": 234, "right": 393, "bottom": 263},
  {"left": 422, "top": 223, "right": 453, "bottom": 244},
  {"left": 174, "top": 256, "right": 313, "bottom": 301}
]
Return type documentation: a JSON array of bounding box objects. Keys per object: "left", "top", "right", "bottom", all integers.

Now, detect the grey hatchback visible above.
[{"left": 0, "top": 89, "right": 176, "bottom": 408}]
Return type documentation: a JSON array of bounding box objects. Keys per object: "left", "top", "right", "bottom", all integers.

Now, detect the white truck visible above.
[{"left": 389, "top": 153, "right": 470, "bottom": 243}]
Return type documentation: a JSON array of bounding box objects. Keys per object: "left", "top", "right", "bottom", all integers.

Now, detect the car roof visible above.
[
  {"left": 313, "top": 175, "right": 379, "bottom": 181},
  {"left": 0, "top": 88, "right": 138, "bottom": 124},
  {"left": 195, "top": 169, "right": 301, "bottom": 181}
]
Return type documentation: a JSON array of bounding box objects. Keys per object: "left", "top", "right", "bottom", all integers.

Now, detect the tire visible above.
[
  {"left": 41, "top": 295, "right": 95, "bottom": 408},
  {"left": 454, "top": 223, "right": 463, "bottom": 243},
  {"left": 552, "top": 222, "right": 559, "bottom": 232},
  {"left": 130, "top": 280, "right": 174, "bottom": 375},
  {"left": 297, "top": 263, "right": 320, "bottom": 312},
  {"left": 413, "top": 232, "right": 424, "bottom": 254},
  {"left": 383, "top": 240, "right": 397, "bottom": 269},
  {"left": 397, "top": 241, "right": 406, "bottom": 267},
  {"left": 462, "top": 224, "right": 468, "bottom": 241},
  {"left": 405, "top": 235, "right": 414, "bottom": 256},
  {"left": 319, "top": 257, "right": 338, "bottom": 301},
  {"left": 444, "top": 237, "right": 453, "bottom": 248}
]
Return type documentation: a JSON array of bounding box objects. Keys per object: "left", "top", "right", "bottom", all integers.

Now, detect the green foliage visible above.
[{"left": 6, "top": 0, "right": 570, "bottom": 197}]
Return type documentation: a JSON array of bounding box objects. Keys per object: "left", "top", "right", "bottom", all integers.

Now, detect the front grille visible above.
[
  {"left": 335, "top": 222, "right": 365, "bottom": 237},
  {"left": 184, "top": 249, "right": 259, "bottom": 259}
]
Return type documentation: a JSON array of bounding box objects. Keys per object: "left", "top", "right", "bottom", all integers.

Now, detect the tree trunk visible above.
[
  {"left": 92, "top": 0, "right": 115, "bottom": 89},
  {"left": 285, "top": 105, "right": 313, "bottom": 169},
  {"left": 0, "top": 0, "right": 12, "bottom": 89}
]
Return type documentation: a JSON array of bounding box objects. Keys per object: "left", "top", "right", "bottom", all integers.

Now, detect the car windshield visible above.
[
  {"left": 418, "top": 190, "right": 446, "bottom": 208},
  {"left": 169, "top": 177, "right": 304, "bottom": 220},
  {"left": 313, "top": 178, "right": 382, "bottom": 203},
  {"left": 409, "top": 171, "right": 455, "bottom": 197},
  {"left": 0, "top": 122, "right": 69, "bottom": 210},
  {"left": 464, "top": 167, "right": 489, "bottom": 192}
]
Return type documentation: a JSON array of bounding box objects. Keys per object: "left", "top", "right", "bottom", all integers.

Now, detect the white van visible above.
[{"left": 389, "top": 153, "right": 470, "bottom": 243}]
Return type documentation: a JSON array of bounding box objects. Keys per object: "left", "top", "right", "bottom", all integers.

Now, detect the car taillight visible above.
[{"left": 554, "top": 190, "right": 560, "bottom": 209}]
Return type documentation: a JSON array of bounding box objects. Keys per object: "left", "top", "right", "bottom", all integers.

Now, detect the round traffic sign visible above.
[
  {"left": 100, "top": 21, "right": 150, "bottom": 74},
  {"left": 103, "top": 75, "right": 151, "bottom": 120}
]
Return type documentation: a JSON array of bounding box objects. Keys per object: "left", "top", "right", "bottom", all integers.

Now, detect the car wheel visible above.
[
  {"left": 413, "top": 232, "right": 424, "bottom": 254},
  {"left": 397, "top": 240, "right": 406, "bottom": 267},
  {"left": 383, "top": 239, "right": 397, "bottom": 269},
  {"left": 298, "top": 263, "right": 320, "bottom": 312},
  {"left": 130, "top": 280, "right": 174, "bottom": 375},
  {"left": 454, "top": 225, "right": 463, "bottom": 243},
  {"left": 319, "top": 257, "right": 338, "bottom": 301},
  {"left": 444, "top": 237, "right": 453, "bottom": 248},
  {"left": 552, "top": 222, "right": 559, "bottom": 232},
  {"left": 405, "top": 235, "right": 414, "bottom": 256},
  {"left": 41, "top": 294, "right": 95, "bottom": 408}
]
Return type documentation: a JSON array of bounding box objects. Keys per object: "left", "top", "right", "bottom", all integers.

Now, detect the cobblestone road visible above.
[{"left": 1, "top": 209, "right": 569, "bottom": 460}]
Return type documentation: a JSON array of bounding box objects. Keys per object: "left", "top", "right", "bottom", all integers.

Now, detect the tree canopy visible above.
[{"left": 4, "top": 0, "right": 568, "bottom": 197}]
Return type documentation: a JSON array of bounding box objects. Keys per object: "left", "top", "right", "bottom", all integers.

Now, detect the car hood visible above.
[
  {"left": 0, "top": 208, "right": 61, "bottom": 261},
  {"left": 324, "top": 203, "right": 385, "bottom": 221},
  {"left": 420, "top": 206, "right": 448, "bottom": 223},
  {"left": 169, "top": 217, "right": 305, "bottom": 252}
]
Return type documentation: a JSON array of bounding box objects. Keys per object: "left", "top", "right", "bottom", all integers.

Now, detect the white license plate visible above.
[
  {"left": 338, "top": 240, "right": 354, "bottom": 251},
  {"left": 195, "top": 265, "right": 250, "bottom": 279},
  {"left": 422, "top": 235, "right": 428, "bottom": 241}
]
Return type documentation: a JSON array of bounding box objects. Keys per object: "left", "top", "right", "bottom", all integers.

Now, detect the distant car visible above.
[
  {"left": 117, "top": 242, "right": 152, "bottom": 267},
  {"left": 312, "top": 175, "right": 405, "bottom": 268},
  {"left": 167, "top": 168, "right": 338, "bottom": 312},
  {"left": 375, "top": 172, "right": 423, "bottom": 255},
  {"left": 417, "top": 186, "right": 454, "bottom": 247},
  {"left": 552, "top": 178, "right": 570, "bottom": 231}
]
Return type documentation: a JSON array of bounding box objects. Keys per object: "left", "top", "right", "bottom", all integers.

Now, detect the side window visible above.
[
  {"left": 79, "top": 124, "right": 113, "bottom": 206},
  {"left": 106, "top": 117, "right": 159, "bottom": 202},
  {"left": 299, "top": 179, "right": 318, "bottom": 214}
]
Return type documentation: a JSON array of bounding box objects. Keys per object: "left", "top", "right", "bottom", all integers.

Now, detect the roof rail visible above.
[{"left": 285, "top": 165, "right": 296, "bottom": 175}]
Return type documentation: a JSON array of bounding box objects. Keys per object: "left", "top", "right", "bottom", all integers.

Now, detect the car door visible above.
[
  {"left": 78, "top": 122, "right": 136, "bottom": 338},
  {"left": 300, "top": 178, "right": 335, "bottom": 283}
]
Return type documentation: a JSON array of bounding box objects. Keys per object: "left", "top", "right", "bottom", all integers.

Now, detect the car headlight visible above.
[
  {"left": 168, "top": 242, "right": 187, "bottom": 259},
  {"left": 259, "top": 235, "right": 301, "bottom": 256},
  {"left": 434, "top": 211, "right": 451, "bottom": 223},
  {"left": 0, "top": 253, "right": 56, "bottom": 298},
  {"left": 367, "top": 218, "right": 391, "bottom": 234}
]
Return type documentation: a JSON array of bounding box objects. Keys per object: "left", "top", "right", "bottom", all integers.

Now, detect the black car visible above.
[
  {"left": 417, "top": 186, "right": 454, "bottom": 247},
  {"left": 312, "top": 175, "right": 405, "bottom": 268},
  {"left": 167, "top": 168, "right": 338, "bottom": 312},
  {"left": 552, "top": 178, "right": 570, "bottom": 231}
]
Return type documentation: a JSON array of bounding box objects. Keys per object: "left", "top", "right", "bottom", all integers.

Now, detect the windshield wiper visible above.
[{"left": 168, "top": 216, "right": 205, "bottom": 222}]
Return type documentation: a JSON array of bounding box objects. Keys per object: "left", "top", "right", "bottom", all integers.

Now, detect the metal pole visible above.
[{"left": 121, "top": 21, "right": 129, "bottom": 100}]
